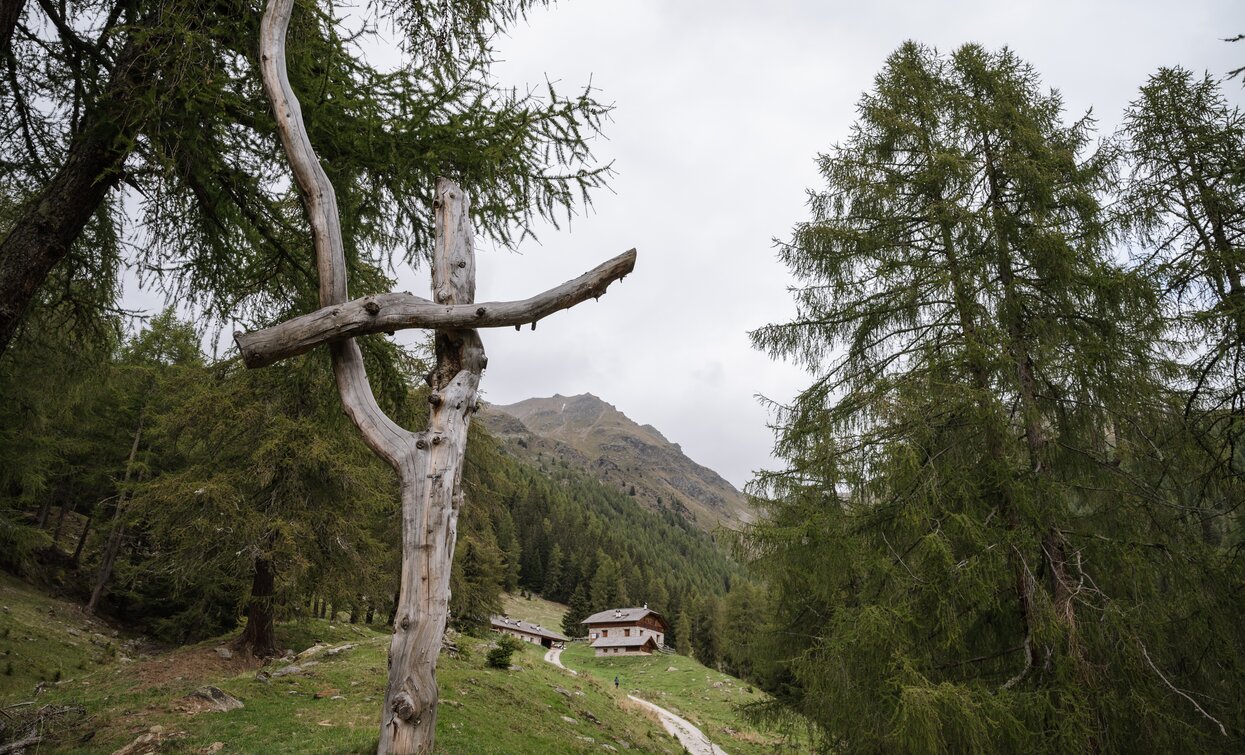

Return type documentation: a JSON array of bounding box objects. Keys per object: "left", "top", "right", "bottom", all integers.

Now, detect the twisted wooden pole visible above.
[{"left": 254, "top": 1, "right": 634, "bottom": 751}]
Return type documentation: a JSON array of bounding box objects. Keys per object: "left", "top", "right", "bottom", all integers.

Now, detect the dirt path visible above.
[
  {"left": 626, "top": 695, "right": 728, "bottom": 755},
  {"left": 542, "top": 647, "right": 726, "bottom": 755},
  {"left": 543, "top": 646, "right": 576, "bottom": 675}
]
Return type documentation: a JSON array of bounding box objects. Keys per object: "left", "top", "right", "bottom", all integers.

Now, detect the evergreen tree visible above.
[
  {"left": 674, "top": 608, "right": 693, "bottom": 657},
  {"left": 0, "top": 0, "right": 612, "bottom": 353},
  {"left": 562, "top": 585, "right": 591, "bottom": 638},
  {"left": 689, "top": 595, "right": 721, "bottom": 669},
  {"left": 747, "top": 42, "right": 1239, "bottom": 752},
  {"left": 1120, "top": 66, "right": 1245, "bottom": 544},
  {"left": 588, "top": 552, "right": 621, "bottom": 610},
  {"left": 542, "top": 544, "right": 564, "bottom": 600}
]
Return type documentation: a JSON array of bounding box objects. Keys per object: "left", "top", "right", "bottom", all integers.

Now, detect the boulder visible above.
[{"left": 184, "top": 686, "right": 244, "bottom": 712}]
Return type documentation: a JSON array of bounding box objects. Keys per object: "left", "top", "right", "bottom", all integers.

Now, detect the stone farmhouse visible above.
[
  {"left": 490, "top": 615, "right": 569, "bottom": 649},
  {"left": 582, "top": 606, "right": 669, "bottom": 656}
]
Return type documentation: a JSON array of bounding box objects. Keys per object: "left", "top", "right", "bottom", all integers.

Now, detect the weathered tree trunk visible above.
[
  {"left": 378, "top": 181, "right": 484, "bottom": 754},
  {"left": 252, "top": 2, "right": 632, "bottom": 750},
  {"left": 366, "top": 603, "right": 376, "bottom": 624},
  {"left": 236, "top": 554, "right": 278, "bottom": 657}
]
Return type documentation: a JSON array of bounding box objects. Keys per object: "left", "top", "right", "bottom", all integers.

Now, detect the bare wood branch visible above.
[
  {"left": 259, "top": 0, "right": 411, "bottom": 468},
  {"left": 234, "top": 248, "right": 635, "bottom": 368},
  {"left": 1138, "top": 639, "right": 1228, "bottom": 737}
]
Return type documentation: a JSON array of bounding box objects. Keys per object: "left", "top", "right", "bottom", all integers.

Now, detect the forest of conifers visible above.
[{"left": 1, "top": 0, "right": 1243, "bottom": 750}]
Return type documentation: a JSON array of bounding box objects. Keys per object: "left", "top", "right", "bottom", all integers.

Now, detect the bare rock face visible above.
[{"left": 479, "top": 394, "right": 752, "bottom": 532}]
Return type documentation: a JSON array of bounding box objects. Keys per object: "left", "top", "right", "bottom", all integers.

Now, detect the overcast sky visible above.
[
  {"left": 381, "top": 0, "right": 1241, "bottom": 489},
  {"left": 128, "top": 1, "right": 1244, "bottom": 489}
]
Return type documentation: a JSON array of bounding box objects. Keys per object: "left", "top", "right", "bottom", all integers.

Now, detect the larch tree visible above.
[
  {"left": 747, "top": 42, "right": 1241, "bottom": 753},
  {"left": 1120, "top": 66, "right": 1245, "bottom": 544},
  {"left": 0, "top": 0, "right": 611, "bottom": 354}
]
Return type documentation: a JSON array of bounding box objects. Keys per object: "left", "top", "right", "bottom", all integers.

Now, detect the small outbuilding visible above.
[
  {"left": 582, "top": 605, "right": 668, "bottom": 656},
  {"left": 490, "top": 615, "right": 568, "bottom": 649}
]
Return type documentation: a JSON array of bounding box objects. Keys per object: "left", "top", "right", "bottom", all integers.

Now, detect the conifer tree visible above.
[
  {"left": 1120, "top": 66, "right": 1245, "bottom": 544},
  {"left": 748, "top": 42, "right": 1240, "bottom": 752},
  {"left": 562, "top": 585, "right": 591, "bottom": 638}
]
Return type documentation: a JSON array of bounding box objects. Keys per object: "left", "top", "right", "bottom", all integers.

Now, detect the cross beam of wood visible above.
[
  {"left": 248, "top": 1, "right": 635, "bottom": 752},
  {"left": 235, "top": 249, "right": 636, "bottom": 369}
]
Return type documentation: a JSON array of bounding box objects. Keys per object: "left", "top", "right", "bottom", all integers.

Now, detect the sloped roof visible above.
[
  {"left": 489, "top": 615, "right": 569, "bottom": 642},
  {"left": 582, "top": 607, "right": 668, "bottom": 629},
  {"left": 590, "top": 634, "right": 660, "bottom": 649}
]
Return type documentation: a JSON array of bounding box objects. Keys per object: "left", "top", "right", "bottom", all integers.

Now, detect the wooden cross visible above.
[{"left": 239, "top": 2, "right": 635, "bottom": 753}]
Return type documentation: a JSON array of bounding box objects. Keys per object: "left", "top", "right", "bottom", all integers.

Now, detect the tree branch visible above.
[{"left": 234, "top": 247, "right": 635, "bottom": 368}]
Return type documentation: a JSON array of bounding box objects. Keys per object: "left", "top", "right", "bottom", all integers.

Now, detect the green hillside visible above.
[
  {"left": 500, "top": 591, "right": 569, "bottom": 630},
  {"left": 4, "top": 576, "right": 808, "bottom": 753},
  {"left": 561, "top": 644, "right": 807, "bottom": 755},
  {"left": 1, "top": 575, "right": 683, "bottom": 753}
]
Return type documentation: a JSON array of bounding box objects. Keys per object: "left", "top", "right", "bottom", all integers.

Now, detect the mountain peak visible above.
[{"left": 481, "top": 395, "right": 750, "bottom": 531}]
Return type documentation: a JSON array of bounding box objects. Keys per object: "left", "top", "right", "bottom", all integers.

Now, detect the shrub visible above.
[{"left": 486, "top": 635, "right": 523, "bottom": 669}]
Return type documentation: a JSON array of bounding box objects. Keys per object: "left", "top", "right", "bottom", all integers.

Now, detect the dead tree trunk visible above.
[
  {"left": 251, "top": 1, "right": 633, "bottom": 751},
  {"left": 376, "top": 181, "right": 485, "bottom": 752}
]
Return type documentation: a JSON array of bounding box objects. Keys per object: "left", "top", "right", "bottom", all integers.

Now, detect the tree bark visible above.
[
  {"left": 235, "top": 250, "right": 634, "bottom": 368},
  {"left": 236, "top": 553, "right": 278, "bottom": 657},
  {"left": 377, "top": 180, "right": 484, "bottom": 754}
]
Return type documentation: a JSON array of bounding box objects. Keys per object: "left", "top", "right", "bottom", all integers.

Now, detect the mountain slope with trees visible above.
[
  {"left": 0, "top": 311, "right": 741, "bottom": 670},
  {"left": 481, "top": 394, "right": 752, "bottom": 531}
]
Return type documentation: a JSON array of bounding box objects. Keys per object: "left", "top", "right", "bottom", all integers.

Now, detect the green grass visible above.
[
  {"left": 37, "top": 632, "right": 678, "bottom": 754},
  {"left": 0, "top": 572, "right": 129, "bottom": 703},
  {"left": 499, "top": 592, "right": 569, "bottom": 632},
  {"left": 561, "top": 643, "right": 809, "bottom": 754},
  {"left": 2, "top": 576, "right": 804, "bottom": 753},
  {"left": 1, "top": 575, "right": 686, "bottom": 753}
]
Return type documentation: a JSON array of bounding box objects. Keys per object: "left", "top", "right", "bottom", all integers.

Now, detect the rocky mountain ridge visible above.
[{"left": 478, "top": 393, "right": 752, "bottom": 531}]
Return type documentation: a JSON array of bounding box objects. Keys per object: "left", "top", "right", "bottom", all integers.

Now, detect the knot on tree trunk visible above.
[{"left": 392, "top": 691, "right": 419, "bottom": 723}]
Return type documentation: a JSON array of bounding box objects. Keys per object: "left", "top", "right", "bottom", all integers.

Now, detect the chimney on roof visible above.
[{"left": 643, "top": 603, "right": 648, "bottom": 609}]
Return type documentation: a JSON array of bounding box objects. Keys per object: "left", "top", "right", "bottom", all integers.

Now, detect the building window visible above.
[
  {"left": 624, "top": 628, "right": 630, "bottom": 637},
  {"left": 602, "top": 629, "right": 608, "bottom": 637}
]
